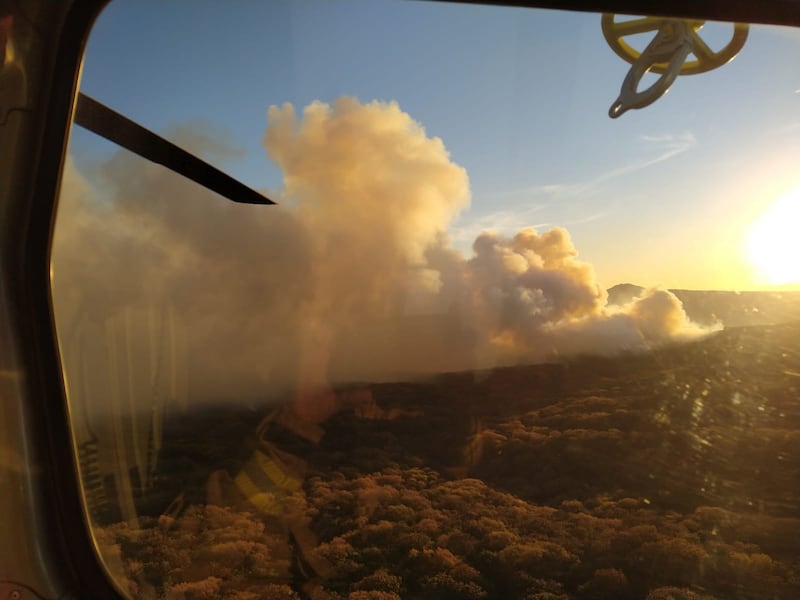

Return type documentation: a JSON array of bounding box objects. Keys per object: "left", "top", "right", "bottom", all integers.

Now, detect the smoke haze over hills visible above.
[{"left": 53, "top": 97, "right": 721, "bottom": 404}]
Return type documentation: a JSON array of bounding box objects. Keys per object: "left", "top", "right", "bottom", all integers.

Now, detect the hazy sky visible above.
[{"left": 71, "top": 0, "right": 800, "bottom": 290}]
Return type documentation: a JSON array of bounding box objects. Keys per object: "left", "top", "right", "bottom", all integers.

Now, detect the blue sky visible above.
[{"left": 69, "top": 0, "right": 800, "bottom": 290}]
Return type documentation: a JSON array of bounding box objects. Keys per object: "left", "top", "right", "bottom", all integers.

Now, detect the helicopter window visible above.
[{"left": 50, "top": 1, "right": 800, "bottom": 599}]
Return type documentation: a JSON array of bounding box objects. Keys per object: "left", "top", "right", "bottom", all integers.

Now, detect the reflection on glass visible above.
[{"left": 51, "top": 1, "right": 799, "bottom": 599}]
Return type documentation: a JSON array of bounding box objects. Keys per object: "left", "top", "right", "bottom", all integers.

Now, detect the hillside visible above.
[
  {"left": 108, "top": 319, "right": 800, "bottom": 600},
  {"left": 293, "top": 322, "right": 799, "bottom": 599}
]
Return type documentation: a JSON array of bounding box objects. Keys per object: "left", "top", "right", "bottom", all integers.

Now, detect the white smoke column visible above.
[
  {"left": 462, "top": 226, "right": 717, "bottom": 364},
  {"left": 465, "top": 226, "right": 606, "bottom": 363},
  {"left": 264, "top": 97, "right": 470, "bottom": 311},
  {"left": 625, "top": 288, "right": 716, "bottom": 343},
  {"left": 540, "top": 288, "right": 721, "bottom": 358},
  {"left": 263, "top": 97, "right": 470, "bottom": 402}
]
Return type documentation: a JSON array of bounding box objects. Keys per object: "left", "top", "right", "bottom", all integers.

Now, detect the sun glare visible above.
[{"left": 746, "top": 187, "right": 800, "bottom": 286}]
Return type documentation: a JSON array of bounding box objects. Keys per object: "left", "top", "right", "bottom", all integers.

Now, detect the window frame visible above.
[{"left": 1, "top": 0, "right": 798, "bottom": 599}]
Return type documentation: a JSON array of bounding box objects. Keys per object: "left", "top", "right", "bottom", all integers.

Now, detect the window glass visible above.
[{"left": 51, "top": 1, "right": 800, "bottom": 599}]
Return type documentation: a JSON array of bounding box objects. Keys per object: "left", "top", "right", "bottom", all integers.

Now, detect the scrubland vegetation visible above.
[{"left": 100, "top": 322, "right": 799, "bottom": 599}]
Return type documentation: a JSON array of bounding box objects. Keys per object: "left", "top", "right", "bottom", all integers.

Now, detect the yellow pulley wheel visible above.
[{"left": 602, "top": 14, "right": 749, "bottom": 76}]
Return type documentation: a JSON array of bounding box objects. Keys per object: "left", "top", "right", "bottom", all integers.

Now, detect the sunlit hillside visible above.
[{"left": 98, "top": 314, "right": 800, "bottom": 600}]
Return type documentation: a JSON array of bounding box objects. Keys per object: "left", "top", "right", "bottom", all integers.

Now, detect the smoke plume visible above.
[{"left": 51, "top": 97, "right": 716, "bottom": 410}]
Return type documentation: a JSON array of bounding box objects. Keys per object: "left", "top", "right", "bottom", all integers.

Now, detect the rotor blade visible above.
[{"left": 73, "top": 93, "right": 275, "bottom": 206}]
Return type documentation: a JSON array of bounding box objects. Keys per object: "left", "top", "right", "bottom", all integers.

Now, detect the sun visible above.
[{"left": 745, "top": 187, "right": 800, "bottom": 286}]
